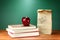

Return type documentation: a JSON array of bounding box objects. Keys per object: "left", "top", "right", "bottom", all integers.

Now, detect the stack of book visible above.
[{"left": 6, "top": 24, "right": 39, "bottom": 37}]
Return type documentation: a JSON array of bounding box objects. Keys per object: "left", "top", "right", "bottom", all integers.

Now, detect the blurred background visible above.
[{"left": 0, "top": 0, "right": 60, "bottom": 30}]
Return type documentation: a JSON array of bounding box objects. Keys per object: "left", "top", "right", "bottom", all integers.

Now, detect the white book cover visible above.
[
  {"left": 8, "top": 31, "right": 39, "bottom": 37},
  {"left": 6, "top": 28, "right": 39, "bottom": 33},
  {"left": 8, "top": 24, "right": 36, "bottom": 30}
]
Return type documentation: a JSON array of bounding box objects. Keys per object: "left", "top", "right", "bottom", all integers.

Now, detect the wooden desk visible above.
[{"left": 0, "top": 30, "right": 60, "bottom": 40}]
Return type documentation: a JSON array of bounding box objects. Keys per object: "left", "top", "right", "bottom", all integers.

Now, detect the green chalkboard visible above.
[{"left": 0, "top": 0, "right": 60, "bottom": 30}]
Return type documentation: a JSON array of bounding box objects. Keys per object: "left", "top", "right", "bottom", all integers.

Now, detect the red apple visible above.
[{"left": 22, "top": 17, "right": 30, "bottom": 26}]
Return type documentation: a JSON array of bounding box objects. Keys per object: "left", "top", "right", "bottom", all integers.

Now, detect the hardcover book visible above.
[
  {"left": 8, "top": 24, "right": 36, "bottom": 30},
  {"left": 6, "top": 24, "right": 39, "bottom": 37},
  {"left": 8, "top": 31, "right": 39, "bottom": 37},
  {"left": 6, "top": 28, "right": 39, "bottom": 33}
]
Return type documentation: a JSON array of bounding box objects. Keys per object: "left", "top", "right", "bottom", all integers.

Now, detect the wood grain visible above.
[{"left": 0, "top": 30, "right": 60, "bottom": 40}]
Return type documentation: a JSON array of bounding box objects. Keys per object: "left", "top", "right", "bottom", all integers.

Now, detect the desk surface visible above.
[{"left": 0, "top": 30, "right": 60, "bottom": 40}]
